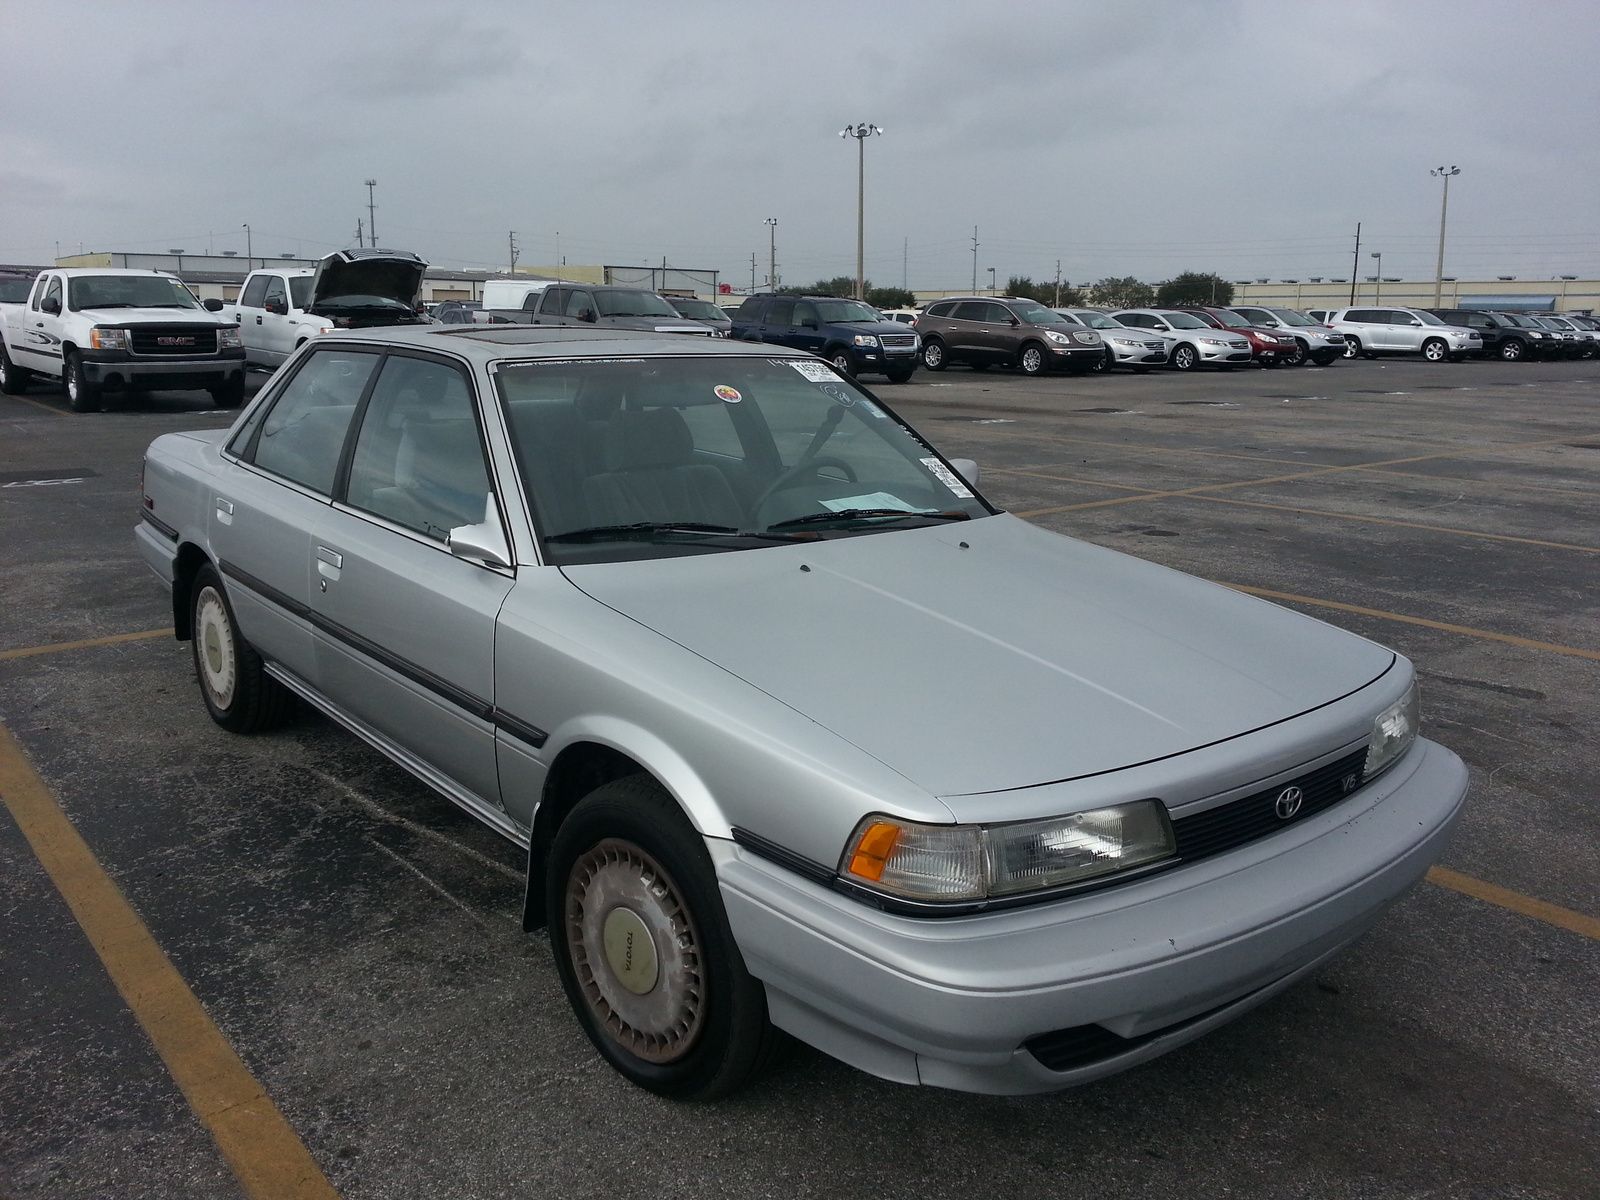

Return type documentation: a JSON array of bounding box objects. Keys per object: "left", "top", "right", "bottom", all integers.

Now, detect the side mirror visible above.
[
  {"left": 577, "top": 308, "right": 598, "bottom": 323},
  {"left": 204, "top": 298, "right": 224, "bottom": 312},
  {"left": 1008, "top": 316, "right": 1020, "bottom": 326},
  {"left": 799, "top": 319, "right": 818, "bottom": 330},
  {"left": 264, "top": 299, "right": 287, "bottom": 315},
  {"left": 448, "top": 498, "right": 512, "bottom": 569},
  {"left": 948, "top": 458, "right": 980, "bottom": 487},
  {"left": 41, "top": 297, "right": 61, "bottom": 315}
]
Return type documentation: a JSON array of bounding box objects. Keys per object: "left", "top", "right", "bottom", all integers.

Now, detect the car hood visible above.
[
  {"left": 76, "top": 307, "right": 226, "bottom": 326},
  {"left": 832, "top": 319, "right": 912, "bottom": 336},
  {"left": 309, "top": 252, "right": 428, "bottom": 309},
  {"left": 562, "top": 515, "right": 1393, "bottom": 798}
]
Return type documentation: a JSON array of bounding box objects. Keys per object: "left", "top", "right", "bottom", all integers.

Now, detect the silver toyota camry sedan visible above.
[{"left": 137, "top": 326, "right": 1467, "bottom": 1098}]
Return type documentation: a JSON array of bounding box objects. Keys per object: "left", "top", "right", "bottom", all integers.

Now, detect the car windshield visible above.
[
  {"left": 495, "top": 355, "right": 991, "bottom": 564},
  {"left": 0, "top": 277, "right": 31, "bottom": 303},
  {"left": 813, "top": 299, "right": 882, "bottom": 323},
  {"left": 1010, "top": 303, "right": 1068, "bottom": 325},
  {"left": 1161, "top": 312, "right": 1209, "bottom": 329},
  {"left": 68, "top": 275, "right": 200, "bottom": 310},
  {"left": 1069, "top": 311, "right": 1121, "bottom": 330},
  {"left": 1267, "top": 308, "right": 1318, "bottom": 326},
  {"left": 595, "top": 289, "right": 679, "bottom": 318},
  {"left": 671, "top": 298, "right": 723, "bottom": 320},
  {"left": 289, "top": 277, "right": 313, "bottom": 308},
  {"left": 1500, "top": 313, "right": 1537, "bottom": 328}
]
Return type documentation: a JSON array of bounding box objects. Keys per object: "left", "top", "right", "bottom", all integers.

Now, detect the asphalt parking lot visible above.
[{"left": 2, "top": 356, "right": 1597, "bottom": 1200}]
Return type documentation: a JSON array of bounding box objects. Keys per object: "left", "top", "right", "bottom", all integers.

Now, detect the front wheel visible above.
[
  {"left": 1422, "top": 337, "right": 1448, "bottom": 362},
  {"left": 1310, "top": 350, "right": 1340, "bottom": 366},
  {"left": 827, "top": 347, "right": 855, "bottom": 376},
  {"left": 1170, "top": 343, "right": 1198, "bottom": 371},
  {"left": 1343, "top": 336, "right": 1363, "bottom": 360},
  {"left": 1018, "top": 342, "right": 1047, "bottom": 376},
  {"left": 0, "top": 344, "right": 32, "bottom": 394},
  {"left": 64, "top": 351, "right": 101, "bottom": 412},
  {"left": 190, "top": 565, "right": 293, "bottom": 733},
  {"left": 1088, "top": 348, "right": 1111, "bottom": 373},
  {"left": 210, "top": 376, "right": 246, "bottom": 409},
  {"left": 1498, "top": 339, "right": 1526, "bottom": 362},
  {"left": 884, "top": 365, "right": 915, "bottom": 383},
  {"left": 1285, "top": 340, "right": 1308, "bottom": 367},
  {"left": 920, "top": 339, "right": 946, "bottom": 371},
  {"left": 547, "top": 776, "right": 781, "bottom": 1100}
]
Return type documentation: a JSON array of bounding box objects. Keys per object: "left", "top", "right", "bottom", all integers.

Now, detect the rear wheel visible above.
[
  {"left": 0, "top": 344, "right": 32, "bottom": 393},
  {"left": 1422, "top": 337, "right": 1448, "bottom": 362},
  {"left": 1498, "top": 339, "right": 1526, "bottom": 362},
  {"left": 920, "top": 339, "right": 946, "bottom": 371},
  {"left": 1170, "top": 343, "right": 1198, "bottom": 371},
  {"left": 64, "top": 351, "right": 101, "bottom": 412},
  {"left": 547, "top": 776, "right": 781, "bottom": 1100},
  {"left": 190, "top": 565, "right": 293, "bottom": 733}
]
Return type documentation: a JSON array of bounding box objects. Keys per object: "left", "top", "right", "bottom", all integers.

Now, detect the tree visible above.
[
  {"left": 1004, "top": 275, "right": 1084, "bottom": 307},
  {"left": 1087, "top": 276, "right": 1155, "bottom": 309},
  {"left": 1155, "top": 272, "right": 1234, "bottom": 307},
  {"left": 865, "top": 286, "right": 915, "bottom": 309}
]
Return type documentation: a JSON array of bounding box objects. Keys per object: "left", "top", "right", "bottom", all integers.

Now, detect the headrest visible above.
[{"left": 604, "top": 408, "right": 693, "bottom": 470}]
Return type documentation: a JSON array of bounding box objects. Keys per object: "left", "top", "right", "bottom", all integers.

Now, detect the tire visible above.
[
  {"left": 1261, "top": 357, "right": 1282, "bottom": 369},
  {"left": 884, "top": 365, "right": 915, "bottom": 383},
  {"left": 1498, "top": 339, "right": 1526, "bottom": 362},
  {"left": 1088, "top": 347, "right": 1112, "bottom": 373},
  {"left": 1311, "top": 350, "right": 1340, "bottom": 366},
  {"left": 1170, "top": 343, "right": 1198, "bottom": 371},
  {"left": 1342, "top": 336, "right": 1362, "bottom": 360},
  {"left": 0, "top": 344, "right": 32, "bottom": 394},
  {"left": 1018, "top": 341, "right": 1047, "bottom": 376},
  {"left": 920, "top": 338, "right": 946, "bottom": 371},
  {"left": 826, "top": 347, "right": 855, "bottom": 376},
  {"left": 189, "top": 564, "right": 293, "bottom": 733},
  {"left": 1285, "top": 340, "right": 1308, "bottom": 367},
  {"left": 1421, "top": 338, "right": 1448, "bottom": 363},
  {"left": 547, "top": 776, "right": 781, "bottom": 1100},
  {"left": 210, "top": 376, "right": 246, "bottom": 408},
  {"left": 64, "top": 351, "right": 101, "bottom": 412}
]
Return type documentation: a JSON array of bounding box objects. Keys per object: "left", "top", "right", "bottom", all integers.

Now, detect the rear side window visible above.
[
  {"left": 923, "top": 301, "right": 954, "bottom": 318},
  {"left": 1344, "top": 309, "right": 1379, "bottom": 323},
  {"left": 734, "top": 296, "right": 766, "bottom": 320},
  {"left": 246, "top": 349, "right": 380, "bottom": 494},
  {"left": 951, "top": 302, "right": 988, "bottom": 321},
  {"left": 765, "top": 299, "right": 796, "bottom": 326},
  {"left": 345, "top": 356, "right": 490, "bottom": 540}
]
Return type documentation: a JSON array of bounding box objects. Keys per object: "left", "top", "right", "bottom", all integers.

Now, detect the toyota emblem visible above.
[{"left": 1275, "top": 786, "right": 1304, "bottom": 820}]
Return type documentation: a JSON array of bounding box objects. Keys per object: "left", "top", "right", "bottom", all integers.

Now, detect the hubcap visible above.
[
  {"left": 925, "top": 344, "right": 942, "bottom": 367},
  {"left": 566, "top": 838, "right": 705, "bottom": 1064},
  {"left": 1023, "top": 348, "right": 1041, "bottom": 372},
  {"left": 194, "top": 587, "right": 236, "bottom": 708}
]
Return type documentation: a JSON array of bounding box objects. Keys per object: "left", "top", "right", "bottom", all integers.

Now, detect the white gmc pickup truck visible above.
[
  {"left": 0, "top": 268, "right": 246, "bottom": 410},
  {"left": 219, "top": 248, "right": 429, "bottom": 369}
]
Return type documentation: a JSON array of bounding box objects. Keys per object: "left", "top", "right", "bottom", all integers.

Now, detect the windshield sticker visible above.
[
  {"left": 921, "top": 457, "right": 975, "bottom": 498},
  {"left": 822, "top": 492, "right": 924, "bottom": 513},
  {"left": 786, "top": 360, "right": 839, "bottom": 383},
  {"left": 855, "top": 399, "right": 889, "bottom": 419},
  {"left": 713, "top": 384, "right": 742, "bottom": 403},
  {"left": 819, "top": 383, "right": 855, "bottom": 407}
]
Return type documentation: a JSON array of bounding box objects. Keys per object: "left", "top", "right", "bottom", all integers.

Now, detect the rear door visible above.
[
  {"left": 311, "top": 351, "right": 515, "bottom": 817},
  {"left": 945, "top": 301, "right": 990, "bottom": 362},
  {"left": 761, "top": 298, "right": 798, "bottom": 349},
  {"left": 16, "top": 274, "right": 64, "bottom": 376}
]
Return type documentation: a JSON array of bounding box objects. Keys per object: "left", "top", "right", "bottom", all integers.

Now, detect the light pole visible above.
[
  {"left": 764, "top": 217, "right": 778, "bottom": 290},
  {"left": 1370, "top": 251, "right": 1382, "bottom": 302},
  {"left": 1431, "top": 165, "right": 1460, "bottom": 307},
  {"left": 986, "top": 267, "right": 996, "bottom": 295},
  {"left": 839, "top": 122, "right": 882, "bottom": 300},
  {"left": 242, "top": 223, "right": 252, "bottom": 272},
  {"left": 364, "top": 179, "right": 378, "bottom": 247}
]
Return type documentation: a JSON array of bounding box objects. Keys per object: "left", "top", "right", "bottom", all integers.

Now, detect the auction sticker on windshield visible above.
[
  {"left": 781, "top": 360, "right": 840, "bottom": 383},
  {"left": 921, "top": 457, "right": 974, "bottom": 498},
  {"left": 714, "top": 384, "right": 742, "bottom": 403}
]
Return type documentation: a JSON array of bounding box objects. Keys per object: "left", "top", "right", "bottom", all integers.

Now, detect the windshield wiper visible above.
[
  {"left": 85, "top": 302, "right": 133, "bottom": 309},
  {"left": 546, "top": 521, "right": 746, "bottom": 544},
  {"left": 768, "top": 508, "right": 971, "bottom": 530}
]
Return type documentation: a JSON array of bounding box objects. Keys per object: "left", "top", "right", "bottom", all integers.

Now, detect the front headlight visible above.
[
  {"left": 841, "top": 800, "right": 1176, "bottom": 903},
  {"left": 852, "top": 334, "right": 880, "bottom": 348},
  {"left": 1111, "top": 337, "right": 1139, "bottom": 347},
  {"left": 218, "top": 327, "right": 242, "bottom": 349},
  {"left": 1365, "top": 682, "right": 1419, "bottom": 779},
  {"left": 1199, "top": 337, "right": 1229, "bottom": 346},
  {"left": 89, "top": 327, "right": 128, "bottom": 350}
]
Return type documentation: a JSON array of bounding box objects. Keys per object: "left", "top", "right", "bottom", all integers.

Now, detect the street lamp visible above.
[
  {"left": 1370, "top": 251, "right": 1382, "bottom": 302},
  {"left": 763, "top": 217, "right": 778, "bottom": 290},
  {"left": 242, "top": 223, "right": 252, "bottom": 272},
  {"left": 1430, "top": 165, "right": 1460, "bottom": 307},
  {"left": 839, "top": 122, "right": 882, "bottom": 300}
]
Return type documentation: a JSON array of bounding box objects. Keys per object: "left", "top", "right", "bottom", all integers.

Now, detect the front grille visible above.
[
  {"left": 1170, "top": 748, "right": 1368, "bottom": 863},
  {"left": 129, "top": 326, "right": 218, "bottom": 356},
  {"left": 881, "top": 334, "right": 917, "bottom": 349}
]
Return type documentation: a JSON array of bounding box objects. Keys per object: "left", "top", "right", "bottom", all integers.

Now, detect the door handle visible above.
[
  {"left": 215, "top": 497, "right": 234, "bottom": 525},
  {"left": 317, "top": 547, "right": 342, "bottom": 568},
  {"left": 255, "top": 315, "right": 263, "bottom": 324}
]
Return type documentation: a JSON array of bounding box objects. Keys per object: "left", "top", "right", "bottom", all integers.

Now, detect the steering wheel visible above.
[{"left": 752, "top": 456, "right": 859, "bottom": 525}]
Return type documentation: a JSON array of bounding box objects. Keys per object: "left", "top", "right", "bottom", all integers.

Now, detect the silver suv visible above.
[
  {"left": 1227, "top": 306, "right": 1347, "bottom": 367},
  {"left": 1325, "top": 307, "right": 1480, "bottom": 362}
]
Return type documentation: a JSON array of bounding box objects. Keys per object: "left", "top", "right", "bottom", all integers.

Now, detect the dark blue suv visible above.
[{"left": 729, "top": 294, "right": 920, "bottom": 382}]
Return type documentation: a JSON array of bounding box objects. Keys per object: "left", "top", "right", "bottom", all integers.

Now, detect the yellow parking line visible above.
[
  {"left": 2, "top": 392, "right": 67, "bottom": 416},
  {"left": 1428, "top": 867, "right": 1600, "bottom": 941},
  {"left": 0, "top": 722, "right": 340, "bottom": 1199},
  {"left": 0, "top": 629, "right": 171, "bottom": 661},
  {"left": 1218, "top": 583, "right": 1600, "bottom": 663}
]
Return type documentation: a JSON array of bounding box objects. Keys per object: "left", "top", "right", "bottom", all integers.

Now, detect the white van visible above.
[{"left": 478, "top": 279, "right": 558, "bottom": 317}]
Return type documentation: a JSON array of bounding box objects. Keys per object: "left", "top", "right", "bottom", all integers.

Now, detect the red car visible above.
[{"left": 1175, "top": 307, "right": 1297, "bottom": 367}]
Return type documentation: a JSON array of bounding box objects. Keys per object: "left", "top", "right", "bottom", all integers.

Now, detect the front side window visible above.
[
  {"left": 1161, "top": 312, "right": 1208, "bottom": 329},
  {"left": 263, "top": 278, "right": 288, "bottom": 310},
  {"left": 346, "top": 356, "right": 489, "bottom": 540},
  {"left": 565, "top": 290, "right": 596, "bottom": 318},
  {"left": 40, "top": 278, "right": 63, "bottom": 312},
  {"left": 794, "top": 301, "right": 820, "bottom": 327},
  {"left": 812, "top": 299, "right": 880, "bottom": 323},
  {"left": 595, "top": 290, "right": 677, "bottom": 318},
  {"left": 240, "top": 275, "right": 269, "bottom": 308},
  {"left": 495, "top": 356, "right": 992, "bottom": 563},
  {"left": 247, "top": 349, "right": 379, "bottom": 494}
]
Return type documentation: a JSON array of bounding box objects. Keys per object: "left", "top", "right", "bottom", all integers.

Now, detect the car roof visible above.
[{"left": 318, "top": 324, "right": 816, "bottom": 365}]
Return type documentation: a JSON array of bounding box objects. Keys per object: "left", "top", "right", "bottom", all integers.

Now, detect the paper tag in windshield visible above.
[
  {"left": 921, "top": 457, "right": 974, "bottom": 498},
  {"left": 786, "top": 360, "right": 839, "bottom": 383},
  {"left": 822, "top": 492, "right": 922, "bottom": 513}
]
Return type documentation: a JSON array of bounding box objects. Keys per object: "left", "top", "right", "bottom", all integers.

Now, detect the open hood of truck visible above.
[{"left": 309, "top": 249, "right": 428, "bottom": 312}]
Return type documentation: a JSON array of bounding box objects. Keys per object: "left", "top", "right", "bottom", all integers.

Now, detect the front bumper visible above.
[
  {"left": 1197, "top": 342, "right": 1253, "bottom": 363},
  {"left": 1105, "top": 339, "right": 1167, "bottom": 366},
  {"left": 716, "top": 737, "right": 1466, "bottom": 1094},
  {"left": 83, "top": 347, "right": 245, "bottom": 390}
]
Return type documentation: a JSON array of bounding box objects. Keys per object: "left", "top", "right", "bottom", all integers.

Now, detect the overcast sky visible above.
[{"left": 4, "top": 1, "right": 1597, "bottom": 290}]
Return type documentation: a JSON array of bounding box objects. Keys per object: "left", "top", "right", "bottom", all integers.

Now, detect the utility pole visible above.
[
  {"left": 1431, "top": 166, "right": 1460, "bottom": 307},
  {"left": 970, "top": 226, "right": 979, "bottom": 292},
  {"left": 1371, "top": 251, "right": 1383, "bottom": 303},
  {"left": 839, "top": 123, "right": 882, "bottom": 300},
  {"left": 354, "top": 218, "right": 363, "bottom": 249},
  {"left": 764, "top": 218, "right": 777, "bottom": 290},
  {"left": 903, "top": 236, "right": 908, "bottom": 290},
  {"left": 1348, "top": 222, "right": 1361, "bottom": 306},
  {"left": 1054, "top": 259, "right": 1062, "bottom": 306},
  {"left": 750, "top": 253, "right": 756, "bottom": 291},
  {"left": 508, "top": 230, "right": 519, "bottom": 274},
  {"left": 364, "top": 179, "right": 378, "bottom": 247}
]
